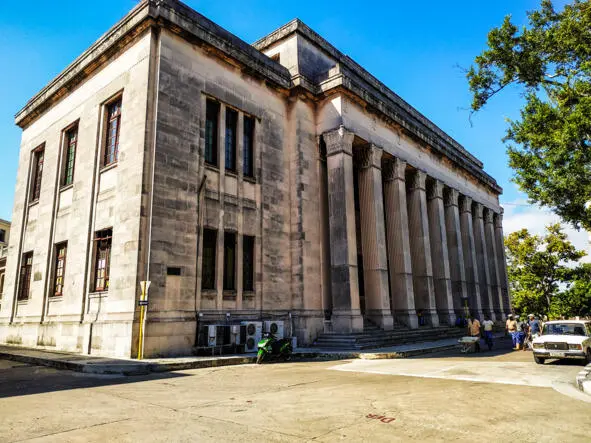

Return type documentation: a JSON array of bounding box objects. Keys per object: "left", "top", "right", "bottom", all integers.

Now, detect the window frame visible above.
[
  {"left": 0, "top": 270, "right": 5, "bottom": 299},
  {"left": 52, "top": 242, "right": 68, "bottom": 297},
  {"left": 103, "top": 95, "right": 122, "bottom": 168},
  {"left": 225, "top": 108, "right": 238, "bottom": 172},
  {"left": 93, "top": 228, "right": 113, "bottom": 292},
  {"left": 0, "top": 229, "right": 5, "bottom": 243},
  {"left": 61, "top": 122, "right": 79, "bottom": 188},
  {"left": 243, "top": 235, "right": 255, "bottom": 292},
  {"left": 204, "top": 99, "right": 220, "bottom": 167},
  {"left": 17, "top": 251, "right": 33, "bottom": 301},
  {"left": 30, "top": 145, "right": 45, "bottom": 203},
  {"left": 223, "top": 231, "right": 237, "bottom": 291},
  {"left": 201, "top": 228, "right": 217, "bottom": 290},
  {"left": 243, "top": 115, "right": 255, "bottom": 178}
]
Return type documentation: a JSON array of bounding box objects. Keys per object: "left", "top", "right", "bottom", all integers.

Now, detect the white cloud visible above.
[{"left": 502, "top": 200, "right": 591, "bottom": 263}]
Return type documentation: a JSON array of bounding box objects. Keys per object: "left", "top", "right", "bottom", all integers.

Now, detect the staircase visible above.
[{"left": 313, "top": 319, "right": 465, "bottom": 350}]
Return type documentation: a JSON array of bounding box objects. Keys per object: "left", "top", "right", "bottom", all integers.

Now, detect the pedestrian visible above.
[
  {"left": 528, "top": 314, "right": 541, "bottom": 338},
  {"left": 468, "top": 315, "right": 481, "bottom": 353},
  {"left": 515, "top": 315, "right": 526, "bottom": 350},
  {"left": 482, "top": 315, "right": 494, "bottom": 351},
  {"left": 506, "top": 314, "right": 518, "bottom": 350}
]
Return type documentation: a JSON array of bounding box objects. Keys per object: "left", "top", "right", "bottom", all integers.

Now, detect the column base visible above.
[
  {"left": 438, "top": 310, "right": 457, "bottom": 326},
  {"left": 331, "top": 310, "right": 364, "bottom": 333},
  {"left": 365, "top": 310, "right": 394, "bottom": 331},
  {"left": 417, "top": 310, "right": 439, "bottom": 327},
  {"left": 394, "top": 310, "right": 419, "bottom": 329}
]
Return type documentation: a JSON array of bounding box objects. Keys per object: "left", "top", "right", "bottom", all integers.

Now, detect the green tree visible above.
[
  {"left": 551, "top": 263, "right": 591, "bottom": 318},
  {"left": 468, "top": 1, "right": 591, "bottom": 229},
  {"left": 505, "top": 224, "right": 586, "bottom": 316}
]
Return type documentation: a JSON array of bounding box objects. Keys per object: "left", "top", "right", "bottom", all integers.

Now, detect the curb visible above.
[{"left": 575, "top": 363, "right": 591, "bottom": 395}]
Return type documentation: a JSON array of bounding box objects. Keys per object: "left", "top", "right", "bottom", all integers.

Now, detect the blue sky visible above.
[{"left": 0, "top": 1, "right": 576, "bottom": 242}]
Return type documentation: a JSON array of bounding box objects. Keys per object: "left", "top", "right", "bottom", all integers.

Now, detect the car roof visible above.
[{"left": 544, "top": 320, "right": 589, "bottom": 325}]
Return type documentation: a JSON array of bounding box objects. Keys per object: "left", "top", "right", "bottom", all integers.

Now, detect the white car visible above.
[{"left": 532, "top": 320, "right": 591, "bottom": 365}]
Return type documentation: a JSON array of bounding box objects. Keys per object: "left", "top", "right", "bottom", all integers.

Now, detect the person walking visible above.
[
  {"left": 506, "top": 314, "right": 518, "bottom": 350},
  {"left": 482, "top": 315, "right": 494, "bottom": 351},
  {"left": 468, "top": 315, "right": 481, "bottom": 353},
  {"left": 515, "top": 315, "right": 527, "bottom": 350}
]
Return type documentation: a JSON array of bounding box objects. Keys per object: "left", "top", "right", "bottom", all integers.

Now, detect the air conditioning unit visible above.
[
  {"left": 241, "top": 321, "right": 262, "bottom": 352},
  {"left": 206, "top": 325, "right": 228, "bottom": 347},
  {"left": 230, "top": 325, "right": 247, "bottom": 346},
  {"left": 264, "top": 320, "right": 284, "bottom": 339}
]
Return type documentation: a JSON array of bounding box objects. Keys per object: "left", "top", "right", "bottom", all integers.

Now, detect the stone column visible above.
[
  {"left": 357, "top": 145, "right": 394, "bottom": 330},
  {"left": 485, "top": 208, "right": 504, "bottom": 319},
  {"left": 459, "top": 196, "right": 483, "bottom": 318},
  {"left": 383, "top": 158, "right": 418, "bottom": 328},
  {"left": 406, "top": 170, "right": 439, "bottom": 327},
  {"left": 472, "top": 202, "right": 496, "bottom": 321},
  {"left": 323, "top": 127, "right": 363, "bottom": 332},
  {"left": 444, "top": 188, "right": 468, "bottom": 318},
  {"left": 427, "top": 179, "right": 456, "bottom": 325},
  {"left": 494, "top": 210, "right": 511, "bottom": 315}
]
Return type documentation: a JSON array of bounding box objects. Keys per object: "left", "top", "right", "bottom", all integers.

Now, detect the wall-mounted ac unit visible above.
[
  {"left": 241, "top": 321, "right": 262, "bottom": 352},
  {"left": 264, "top": 320, "right": 284, "bottom": 339},
  {"left": 230, "top": 325, "right": 247, "bottom": 346}
]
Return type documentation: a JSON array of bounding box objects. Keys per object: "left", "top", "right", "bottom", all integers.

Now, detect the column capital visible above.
[
  {"left": 494, "top": 211, "right": 504, "bottom": 229},
  {"left": 444, "top": 188, "right": 459, "bottom": 207},
  {"left": 460, "top": 196, "right": 472, "bottom": 214},
  {"left": 383, "top": 157, "right": 406, "bottom": 182},
  {"left": 357, "top": 144, "right": 383, "bottom": 170},
  {"left": 409, "top": 169, "right": 427, "bottom": 191},
  {"left": 473, "top": 202, "right": 484, "bottom": 219},
  {"left": 323, "top": 126, "right": 354, "bottom": 157},
  {"left": 427, "top": 179, "right": 444, "bottom": 201},
  {"left": 484, "top": 208, "right": 494, "bottom": 224}
]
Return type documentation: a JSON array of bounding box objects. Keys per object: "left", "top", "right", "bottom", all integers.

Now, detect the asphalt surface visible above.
[{"left": 1, "top": 338, "right": 590, "bottom": 442}]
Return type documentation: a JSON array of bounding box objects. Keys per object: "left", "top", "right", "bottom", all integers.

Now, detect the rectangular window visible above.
[
  {"left": 53, "top": 242, "right": 67, "bottom": 297},
  {"left": 225, "top": 108, "right": 237, "bottom": 172},
  {"left": 0, "top": 229, "right": 5, "bottom": 243},
  {"left": 0, "top": 271, "right": 5, "bottom": 299},
  {"left": 30, "top": 148, "right": 44, "bottom": 202},
  {"left": 62, "top": 125, "right": 77, "bottom": 187},
  {"left": 104, "top": 98, "right": 122, "bottom": 166},
  {"left": 223, "top": 232, "right": 236, "bottom": 291},
  {"left": 202, "top": 229, "right": 217, "bottom": 289},
  {"left": 93, "top": 228, "right": 112, "bottom": 292},
  {"left": 205, "top": 99, "right": 219, "bottom": 166},
  {"left": 18, "top": 252, "right": 33, "bottom": 301},
  {"left": 243, "top": 116, "right": 255, "bottom": 177},
  {"left": 243, "top": 235, "right": 255, "bottom": 292}
]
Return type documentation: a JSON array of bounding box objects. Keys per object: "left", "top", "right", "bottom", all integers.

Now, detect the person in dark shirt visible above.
[{"left": 528, "top": 314, "right": 541, "bottom": 337}]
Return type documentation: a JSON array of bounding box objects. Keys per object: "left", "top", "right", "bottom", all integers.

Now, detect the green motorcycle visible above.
[{"left": 256, "top": 333, "right": 293, "bottom": 364}]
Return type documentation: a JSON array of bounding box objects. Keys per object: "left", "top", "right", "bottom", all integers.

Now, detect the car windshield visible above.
[{"left": 542, "top": 323, "right": 587, "bottom": 337}]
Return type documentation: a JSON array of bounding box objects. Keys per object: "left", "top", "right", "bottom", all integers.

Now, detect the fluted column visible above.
[
  {"left": 444, "top": 188, "right": 468, "bottom": 318},
  {"left": 357, "top": 145, "right": 394, "bottom": 330},
  {"left": 406, "top": 170, "right": 439, "bottom": 327},
  {"left": 323, "top": 127, "right": 363, "bottom": 332},
  {"left": 427, "top": 180, "right": 456, "bottom": 325},
  {"left": 473, "top": 202, "right": 496, "bottom": 321},
  {"left": 459, "top": 196, "right": 483, "bottom": 318},
  {"left": 383, "top": 158, "right": 418, "bottom": 329},
  {"left": 485, "top": 208, "right": 504, "bottom": 319},
  {"left": 494, "top": 210, "right": 511, "bottom": 315}
]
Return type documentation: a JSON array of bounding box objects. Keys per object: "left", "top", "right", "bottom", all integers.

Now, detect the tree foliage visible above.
[
  {"left": 552, "top": 263, "right": 591, "bottom": 318},
  {"left": 468, "top": 1, "right": 591, "bottom": 229},
  {"left": 505, "top": 223, "right": 586, "bottom": 316}
]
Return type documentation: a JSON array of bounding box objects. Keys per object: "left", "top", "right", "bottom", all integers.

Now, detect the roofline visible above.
[
  {"left": 15, "top": 0, "right": 291, "bottom": 129},
  {"left": 254, "top": 19, "right": 502, "bottom": 193}
]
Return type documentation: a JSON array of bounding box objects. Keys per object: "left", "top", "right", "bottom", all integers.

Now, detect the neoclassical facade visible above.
[{"left": 0, "top": 0, "right": 509, "bottom": 358}]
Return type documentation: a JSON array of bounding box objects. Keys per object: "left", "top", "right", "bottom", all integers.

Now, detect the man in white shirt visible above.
[{"left": 482, "top": 316, "right": 495, "bottom": 351}]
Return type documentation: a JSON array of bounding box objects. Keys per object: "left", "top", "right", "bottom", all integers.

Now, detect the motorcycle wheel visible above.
[{"left": 256, "top": 352, "right": 265, "bottom": 364}]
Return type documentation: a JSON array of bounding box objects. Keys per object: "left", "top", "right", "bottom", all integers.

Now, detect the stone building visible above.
[{"left": 0, "top": 0, "right": 509, "bottom": 357}]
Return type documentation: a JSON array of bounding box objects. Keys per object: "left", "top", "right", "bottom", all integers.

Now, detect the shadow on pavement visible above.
[{"left": 0, "top": 360, "right": 187, "bottom": 399}]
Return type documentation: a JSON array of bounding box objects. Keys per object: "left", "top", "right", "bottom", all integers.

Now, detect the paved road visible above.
[{"left": 1, "top": 339, "right": 590, "bottom": 442}]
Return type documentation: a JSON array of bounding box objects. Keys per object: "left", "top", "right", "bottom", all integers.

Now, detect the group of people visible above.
[
  {"left": 461, "top": 315, "right": 495, "bottom": 352},
  {"left": 505, "top": 314, "right": 542, "bottom": 350}
]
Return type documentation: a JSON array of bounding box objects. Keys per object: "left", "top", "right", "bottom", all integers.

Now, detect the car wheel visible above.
[{"left": 534, "top": 355, "right": 545, "bottom": 365}]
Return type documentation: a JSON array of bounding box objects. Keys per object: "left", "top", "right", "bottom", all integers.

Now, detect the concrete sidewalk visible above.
[{"left": 0, "top": 334, "right": 488, "bottom": 376}]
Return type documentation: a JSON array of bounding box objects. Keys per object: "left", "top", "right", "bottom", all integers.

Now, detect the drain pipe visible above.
[{"left": 194, "top": 174, "right": 207, "bottom": 346}]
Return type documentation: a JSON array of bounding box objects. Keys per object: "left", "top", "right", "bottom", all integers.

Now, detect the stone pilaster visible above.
[
  {"left": 406, "top": 170, "right": 438, "bottom": 327},
  {"left": 322, "top": 127, "right": 363, "bottom": 333},
  {"left": 356, "top": 145, "right": 394, "bottom": 330},
  {"left": 484, "top": 208, "right": 504, "bottom": 319},
  {"left": 494, "top": 210, "right": 511, "bottom": 315},
  {"left": 459, "top": 196, "right": 483, "bottom": 319},
  {"left": 383, "top": 158, "right": 418, "bottom": 329},
  {"left": 427, "top": 180, "right": 456, "bottom": 325},
  {"left": 444, "top": 188, "right": 468, "bottom": 318},
  {"left": 472, "top": 202, "right": 496, "bottom": 321}
]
